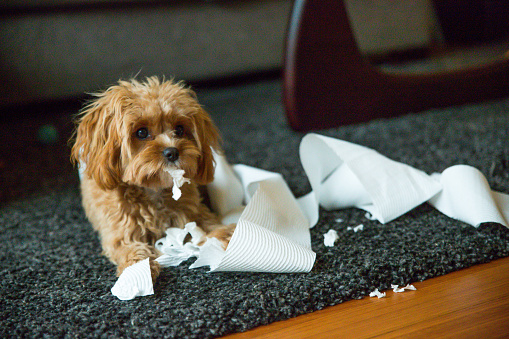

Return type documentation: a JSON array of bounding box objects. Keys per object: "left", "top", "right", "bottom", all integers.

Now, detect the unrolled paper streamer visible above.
[
  {"left": 299, "top": 134, "right": 509, "bottom": 227},
  {"left": 207, "top": 174, "right": 314, "bottom": 273},
  {"left": 111, "top": 133, "right": 509, "bottom": 299},
  {"left": 299, "top": 134, "right": 443, "bottom": 225}
]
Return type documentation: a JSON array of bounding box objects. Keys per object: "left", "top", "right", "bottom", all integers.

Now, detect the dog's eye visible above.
[
  {"left": 175, "top": 125, "right": 184, "bottom": 137},
  {"left": 135, "top": 127, "right": 149, "bottom": 140}
]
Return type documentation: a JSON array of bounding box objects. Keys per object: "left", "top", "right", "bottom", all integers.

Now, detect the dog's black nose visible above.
[{"left": 163, "top": 147, "right": 179, "bottom": 162}]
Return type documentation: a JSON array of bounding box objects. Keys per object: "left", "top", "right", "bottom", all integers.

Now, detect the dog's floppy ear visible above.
[
  {"left": 70, "top": 86, "right": 126, "bottom": 190},
  {"left": 191, "top": 107, "right": 221, "bottom": 185}
]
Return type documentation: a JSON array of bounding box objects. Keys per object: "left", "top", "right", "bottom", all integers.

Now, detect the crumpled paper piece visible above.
[
  {"left": 111, "top": 133, "right": 509, "bottom": 299},
  {"left": 110, "top": 258, "right": 153, "bottom": 300},
  {"left": 155, "top": 221, "right": 228, "bottom": 271},
  {"left": 323, "top": 229, "right": 339, "bottom": 247},
  {"left": 154, "top": 222, "right": 207, "bottom": 266},
  {"left": 112, "top": 157, "right": 317, "bottom": 299}
]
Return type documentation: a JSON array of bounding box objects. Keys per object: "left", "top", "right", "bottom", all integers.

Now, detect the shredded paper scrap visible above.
[
  {"left": 323, "top": 229, "right": 339, "bottom": 247},
  {"left": 369, "top": 284, "right": 416, "bottom": 299}
]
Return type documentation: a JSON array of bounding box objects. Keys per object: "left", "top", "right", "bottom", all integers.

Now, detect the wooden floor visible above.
[{"left": 225, "top": 256, "right": 509, "bottom": 338}]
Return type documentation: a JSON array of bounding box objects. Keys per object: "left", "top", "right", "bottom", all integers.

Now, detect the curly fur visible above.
[{"left": 70, "top": 77, "right": 235, "bottom": 278}]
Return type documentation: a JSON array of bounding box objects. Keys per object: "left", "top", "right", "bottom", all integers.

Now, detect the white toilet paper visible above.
[{"left": 111, "top": 133, "right": 509, "bottom": 300}]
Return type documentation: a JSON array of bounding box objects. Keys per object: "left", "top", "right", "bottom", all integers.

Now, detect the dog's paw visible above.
[
  {"left": 202, "top": 224, "right": 236, "bottom": 250},
  {"left": 116, "top": 256, "right": 161, "bottom": 283},
  {"left": 149, "top": 258, "right": 161, "bottom": 283}
]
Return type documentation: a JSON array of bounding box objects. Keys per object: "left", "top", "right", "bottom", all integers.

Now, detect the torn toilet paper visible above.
[
  {"left": 112, "top": 159, "right": 317, "bottom": 299},
  {"left": 163, "top": 168, "right": 191, "bottom": 200},
  {"left": 110, "top": 133, "right": 509, "bottom": 299},
  {"left": 428, "top": 165, "right": 509, "bottom": 227},
  {"left": 154, "top": 222, "right": 207, "bottom": 266},
  {"left": 299, "top": 134, "right": 509, "bottom": 227}
]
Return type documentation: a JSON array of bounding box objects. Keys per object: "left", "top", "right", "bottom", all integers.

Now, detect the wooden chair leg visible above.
[{"left": 283, "top": 0, "right": 509, "bottom": 131}]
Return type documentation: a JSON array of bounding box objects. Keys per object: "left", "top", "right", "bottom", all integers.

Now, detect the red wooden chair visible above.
[{"left": 283, "top": 0, "right": 509, "bottom": 131}]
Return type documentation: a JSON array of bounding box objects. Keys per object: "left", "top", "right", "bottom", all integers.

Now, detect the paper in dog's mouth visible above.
[{"left": 163, "top": 167, "right": 190, "bottom": 200}]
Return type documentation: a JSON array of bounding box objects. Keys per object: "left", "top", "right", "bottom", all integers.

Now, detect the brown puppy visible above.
[{"left": 71, "top": 77, "right": 235, "bottom": 280}]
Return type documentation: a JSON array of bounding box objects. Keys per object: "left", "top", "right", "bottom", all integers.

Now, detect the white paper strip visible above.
[
  {"left": 210, "top": 178, "right": 314, "bottom": 272},
  {"left": 206, "top": 152, "right": 246, "bottom": 223},
  {"left": 299, "top": 134, "right": 443, "bottom": 224}
]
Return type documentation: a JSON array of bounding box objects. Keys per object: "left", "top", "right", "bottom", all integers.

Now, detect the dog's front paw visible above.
[
  {"left": 202, "top": 224, "right": 236, "bottom": 250},
  {"left": 149, "top": 258, "right": 161, "bottom": 283},
  {"left": 116, "top": 255, "right": 161, "bottom": 284}
]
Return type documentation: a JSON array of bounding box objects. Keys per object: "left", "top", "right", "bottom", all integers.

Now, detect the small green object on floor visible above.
[{"left": 37, "top": 124, "right": 59, "bottom": 144}]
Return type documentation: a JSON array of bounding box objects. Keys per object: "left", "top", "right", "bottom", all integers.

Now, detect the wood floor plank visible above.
[{"left": 225, "top": 256, "right": 509, "bottom": 338}]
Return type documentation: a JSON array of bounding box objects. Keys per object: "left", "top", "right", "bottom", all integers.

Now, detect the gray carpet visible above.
[{"left": 1, "top": 79, "right": 509, "bottom": 338}]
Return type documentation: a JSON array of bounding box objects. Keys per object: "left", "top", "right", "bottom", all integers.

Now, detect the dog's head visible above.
[{"left": 71, "top": 77, "right": 221, "bottom": 190}]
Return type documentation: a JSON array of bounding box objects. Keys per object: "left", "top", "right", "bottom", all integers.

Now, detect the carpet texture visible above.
[{"left": 1, "top": 80, "right": 509, "bottom": 338}]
